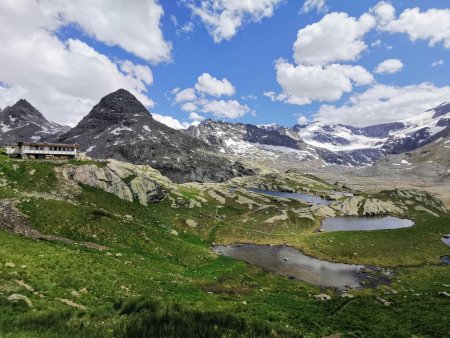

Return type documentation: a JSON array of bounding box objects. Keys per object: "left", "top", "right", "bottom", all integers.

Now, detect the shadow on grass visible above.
[{"left": 115, "top": 297, "right": 299, "bottom": 338}]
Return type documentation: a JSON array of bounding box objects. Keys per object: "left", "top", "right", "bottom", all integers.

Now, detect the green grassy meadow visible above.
[{"left": 0, "top": 155, "right": 449, "bottom": 337}]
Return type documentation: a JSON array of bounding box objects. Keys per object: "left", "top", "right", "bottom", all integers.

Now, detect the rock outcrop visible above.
[
  {"left": 363, "top": 199, "right": 405, "bottom": 216},
  {"left": 59, "top": 160, "right": 167, "bottom": 206},
  {"left": 332, "top": 196, "right": 364, "bottom": 216},
  {"left": 331, "top": 196, "right": 405, "bottom": 216}
]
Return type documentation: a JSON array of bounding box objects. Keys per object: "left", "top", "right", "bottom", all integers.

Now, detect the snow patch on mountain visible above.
[{"left": 295, "top": 122, "right": 386, "bottom": 151}]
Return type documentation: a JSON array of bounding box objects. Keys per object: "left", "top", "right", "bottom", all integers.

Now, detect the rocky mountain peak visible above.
[
  {"left": 92, "top": 89, "right": 151, "bottom": 118},
  {"left": 3, "top": 99, "right": 47, "bottom": 124},
  {"left": 0, "top": 99, "right": 69, "bottom": 143}
]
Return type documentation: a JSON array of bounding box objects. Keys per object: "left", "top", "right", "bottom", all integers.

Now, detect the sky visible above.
[{"left": 0, "top": 0, "right": 449, "bottom": 128}]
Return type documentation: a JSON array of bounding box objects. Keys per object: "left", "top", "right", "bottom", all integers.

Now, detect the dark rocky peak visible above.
[
  {"left": 1, "top": 99, "right": 47, "bottom": 124},
  {"left": 74, "top": 89, "right": 153, "bottom": 129},
  {"left": 243, "top": 124, "right": 299, "bottom": 148},
  {"left": 429, "top": 102, "right": 450, "bottom": 118},
  {"left": 93, "top": 89, "right": 151, "bottom": 117}
]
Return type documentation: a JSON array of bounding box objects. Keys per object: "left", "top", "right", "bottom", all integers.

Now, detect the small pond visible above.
[
  {"left": 249, "top": 188, "right": 332, "bottom": 205},
  {"left": 321, "top": 216, "right": 414, "bottom": 232},
  {"left": 442, "top": 235, "right": 450, "bottom": 247},
  {"left": 213, "top": 244, "right": 387, "bottom": 289}
]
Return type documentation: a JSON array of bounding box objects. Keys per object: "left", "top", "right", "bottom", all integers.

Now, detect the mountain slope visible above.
[
  {"left": 0, "top": 100, "right": 69, "bottom": 143},
  {"left": 58, "top": 89, "right": 253, "bottom": 183},
  {"left": 359, "top": 125, "right": 450, "bottom": 184}
]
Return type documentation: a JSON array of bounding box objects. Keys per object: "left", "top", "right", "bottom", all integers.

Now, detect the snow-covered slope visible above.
[
  {"left": 293, "top": 122, "right": 393, "bottom": 151},
  {"left": 293, "top": 102, "right": 450, "bottom": 155}
]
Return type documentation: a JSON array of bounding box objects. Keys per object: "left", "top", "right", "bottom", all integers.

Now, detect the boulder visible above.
[
  {"left": 314, "top": 294, "right": 331, "bottom": 301},
  {"left": 185, "top": 219, "right": 198, "bottom": 228},
  {"left": 7, "top": 294, "right": 33, "bottom": 308}
]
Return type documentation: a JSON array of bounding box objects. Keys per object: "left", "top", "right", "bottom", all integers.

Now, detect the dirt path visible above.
[{"left": 0, "top": 199, "right": 107, "bottom": 251}]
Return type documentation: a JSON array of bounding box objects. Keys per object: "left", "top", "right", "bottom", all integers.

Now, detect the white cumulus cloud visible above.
[
  {"left": 152, "top": 113, "right": 192, "bottom": 130},
  {"left": 373, "top": 2, "right": 450, "bottom": 49},
  {"left": 171, "top": 72, "right": 251, "bottom": 120},
  {"left": 200, "top": 99, "right": 250, "bottom": 119},
  {"left": 297, "top": 114, "right": 309, "bottom": 124},
  {"left": 293, "top": 12, "right": 376, "bottom": 66},
  {"left": 0, "top": 0, "right": 168, "bottom": 126},
  {"left": 314, "top": 83, "right": 450, "bottom": 126},
  {"left": 375, "top": 59, "right": 404, "bottom": 74},
  {"left": 269, "top": 10, "right": 375, "bottom": 106},
  {"left": 274, "top": 60, "right": 373, "bottom": 105},
  {"left": 189, "top": 112, "right": 206, "bottom": 122},
  {"left": 186, "top": 0, "right": 282, "bottom": 42},
  {"left": 174, "top": 88, "right": 197, "bottom": 103},
  {"left": 181, "top": 102, "right": 198, "bottom": 112},
  {"left": 40, "top": 0, "right": 171, "bottom": 63},
  {"left": 195, "top": 73, "right": 235, "bottom": 97}
]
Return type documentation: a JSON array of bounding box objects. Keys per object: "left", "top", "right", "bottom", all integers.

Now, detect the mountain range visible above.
[
  {"left": 185, "top": 102, "right": 450, "bottom": 167},
  {"left": 0, "top": 89, "right": 448, "bottom": 182}
]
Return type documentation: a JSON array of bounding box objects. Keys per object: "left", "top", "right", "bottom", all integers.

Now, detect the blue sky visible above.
[{"left": 1, "top": 1, "right": 449, "bottom": 128}]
